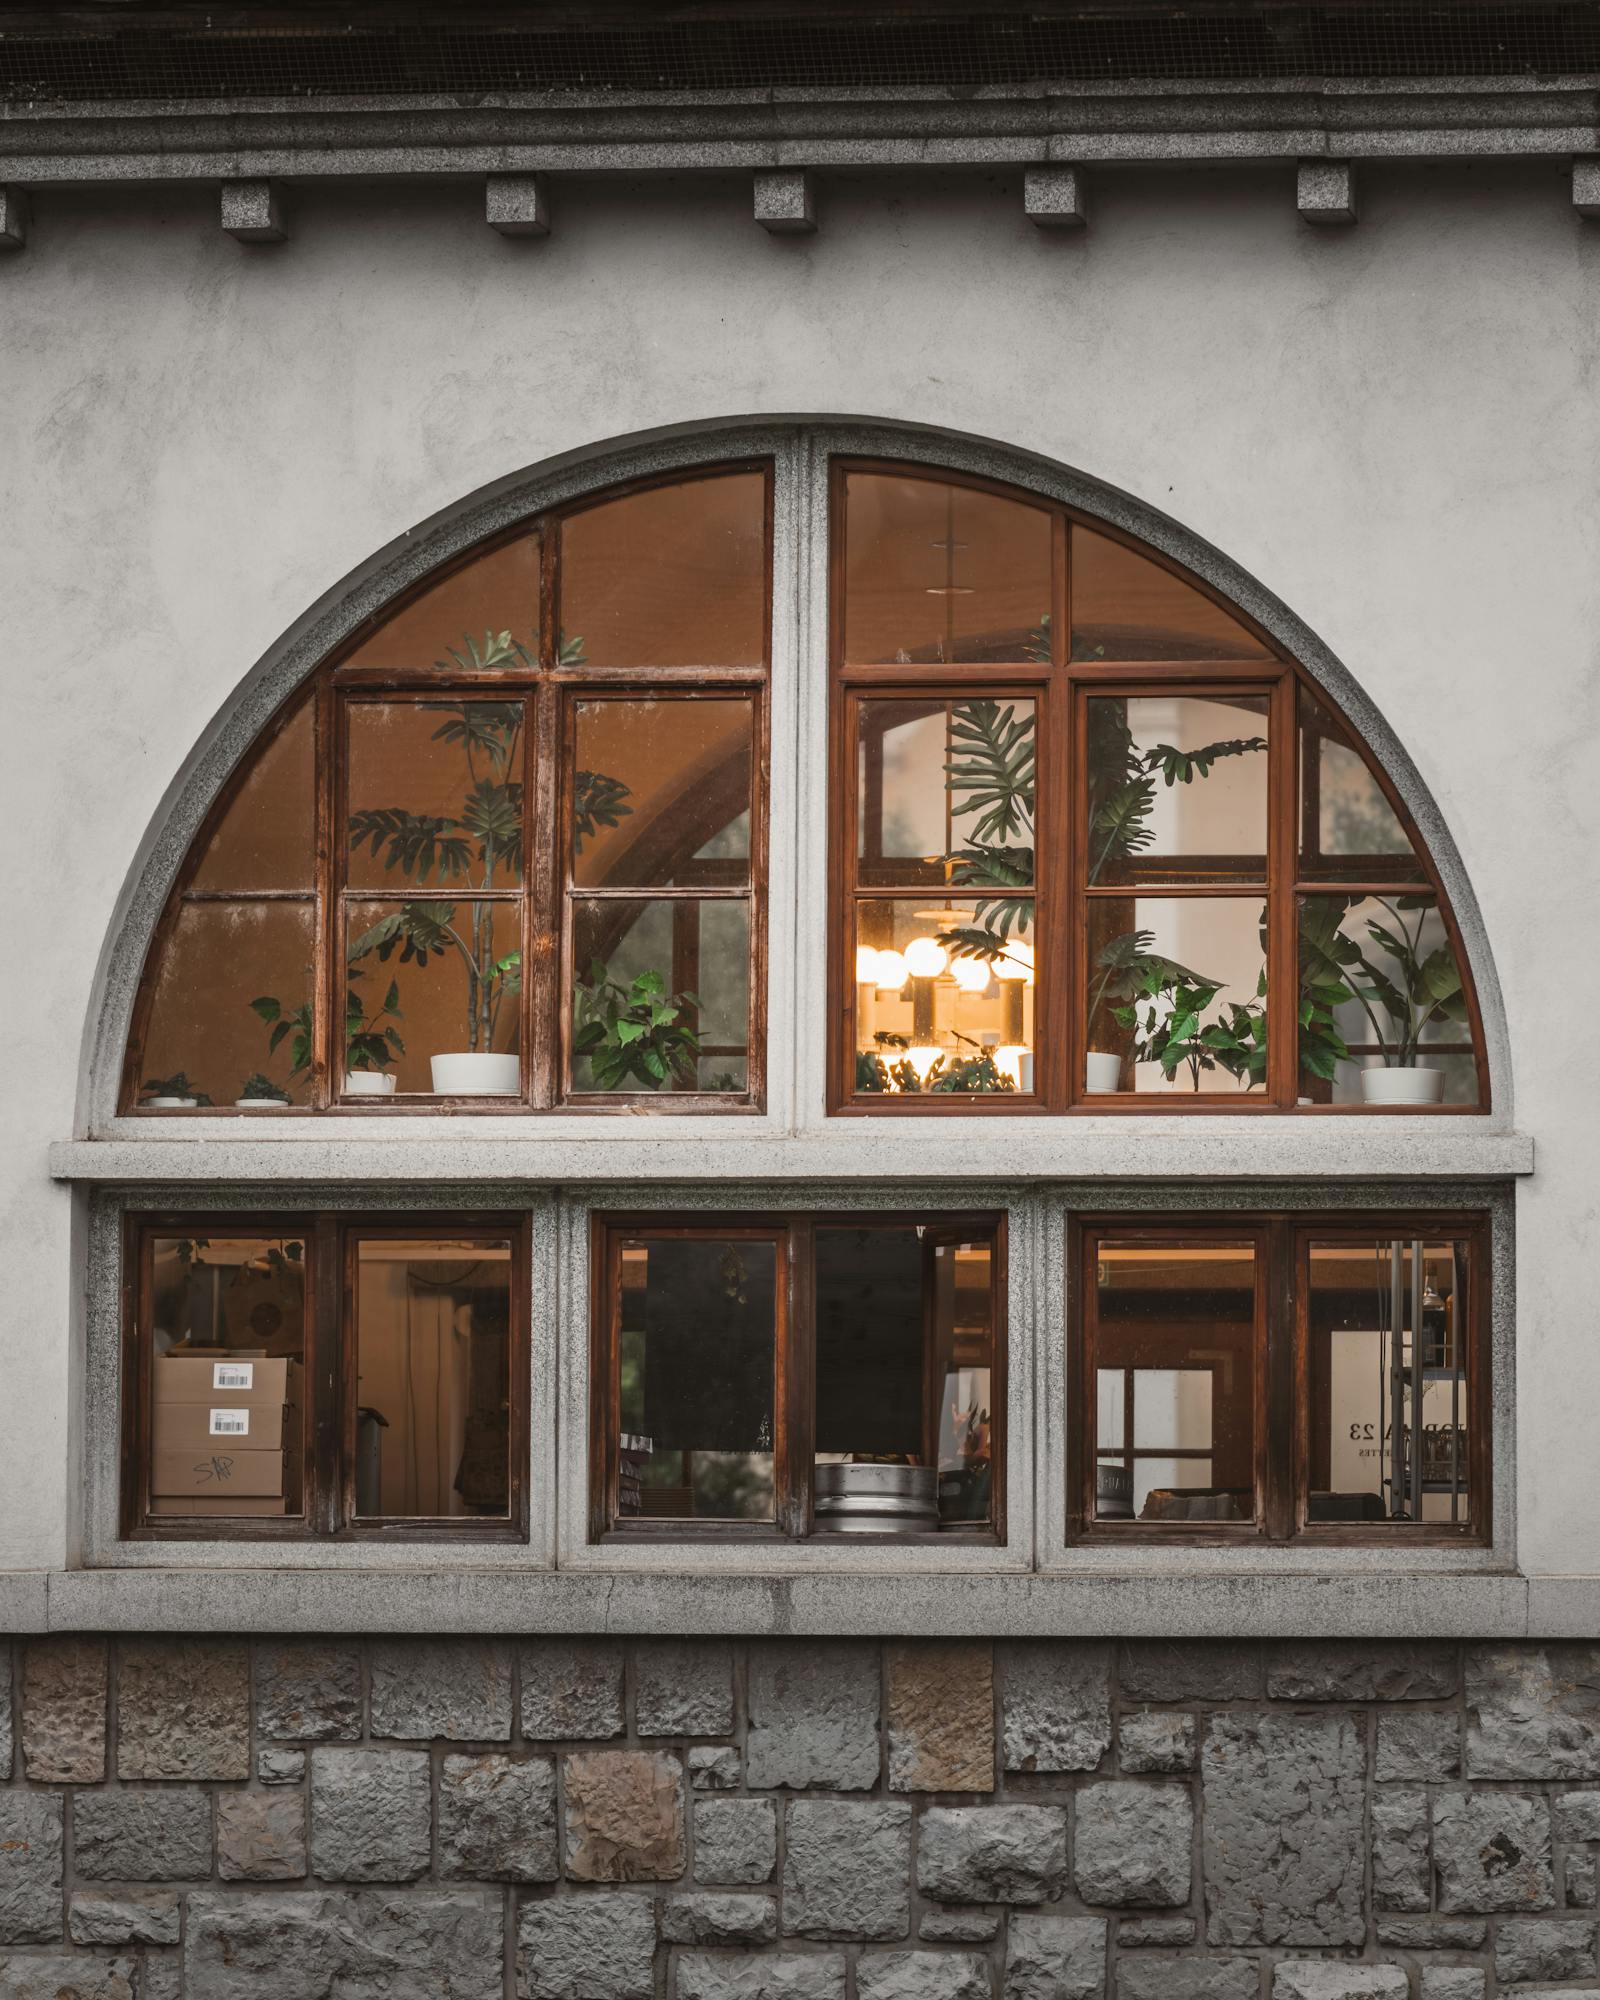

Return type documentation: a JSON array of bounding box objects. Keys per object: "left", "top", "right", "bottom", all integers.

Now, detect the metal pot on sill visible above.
[{"left": 813, "top": 1462, "right": 938, "bottom": 1533}]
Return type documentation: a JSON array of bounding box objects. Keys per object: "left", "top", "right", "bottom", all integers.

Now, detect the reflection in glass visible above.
[
  {"left": 854, "top": 899, "right": 1035, "bottom": 1095},
  {"left": 1086, "top": 695, "right": 1268, "bottom": 886},
  {"left": 1307, "top": 1239, "right": 1469, "bottom": 1524},
  {"left": 147, "top": 1234, "right": 306, "bottom": 1518},
  {"left": 342, "top": 533, "right": 540, "bottom": 671},
  {"left": 192, "top": 699, "right": 315, "bottom": 894},
  {"left": 1093, "top": 1241, "right": 1256, "bottom": 1521},
  {"left": 858, "top": 698, "right": 1035, "bottom": 891},
  {"left": 618, "top": 1237, "right": 777, "bottom": 1521},
  {"left": 844, "top": 474, "right": 1052, "bottom": 664},
  {"left": 571, "top": 898, "right": 749, "bottom": 1093},
  {"left": 572, "top": 698, "right": 752, "bottom": 889},
  {"left": 347, "top": 699, "right": 525, "bottom": 892},
  {"left": 1298, "top": 686, "right": 1418, "bottom": 876},
  {"left": 1084, "top": 898, "right": 1266, "bottom": 1096},
  {"left": 1071, "top": 527, "right": 1270, "bottom": 662},
  {"left": 354, "top": 1238, "right": 512, "bottom": 1518},
  {"left": 142, "top": 901, "right": 316, "bottom": 1108},
  {"left": 344, "top": 899, "right": 520, "bottom": 1096}
]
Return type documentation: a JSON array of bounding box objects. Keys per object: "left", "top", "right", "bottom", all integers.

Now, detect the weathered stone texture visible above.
[
  {"left": 1434, "top": 1790, "right": 1553, "bottom": 1913},
  {"left": 676, "top": 1956, "right": 846, "bottom": 2000},
  {"left": 661, "top": 1893, "right": 779, "bottom": 1944},
  {"left": 370, "top": 1639, "right": 512, "bottom": 1742},
  {"left": 0, "top": 1794, "right": 63, "bottom": 1944},
  {"left": 253, "top": 1641, "right": 362, "bottom": 1742},
  {"left": 1003, "top": 1914, "right": 1106, "bottom": 2000},
  {"left": 782, "top": 1801, "right": 910, "bottom": 1940},
  {"left": 1202, "top": 1712, "right": 1365, "bottom": 1946},
  {"left": 695, "top": 1797, "right": 777, "bottom": 1884},
  {"left": 117, "top": 1637, "right": 249, "bottom": 1780},
  {"left": 563, "top": 1750, "right": 685, "bottom": 1883},
  {"left": 635, "top": 1640, "right": 735, "bottom": 1738},
  {"left": 921, "top": 1909, "right": 1000, "bottom": 1941},
  {"left": 139, "top": 1958, "right": 182, "bottom": 2000},
  {"left": 1272, "top": 1965, "right": 1408, "bottom": 2000},
  {"left": 1557, "top": 1789, "right": 1600, "bottom": 1842},
  {"left": 517, "top": 1894, "right": 657, "bottom": 2000},
  {"left": 918, "top": 1805, "right": 1068, "bottom": 1906},
  {"left": 217, "top": 1790, "right": 308, "bottom": 1881},
  {"left": 1120, "top": 1641, "right": 1262, "bottom": 1703},
  {"left": 68, "top": 1889, "right": 180, "bottom": 1946},
  {"left": 258, "top": 1746, "right": 307, "bottom": 1785},
  {"left": 0, "top": 1956, "right": 135, "bottom": 1999},
  {"left": 1466, "top": 1645, "right": 1600, "bottom": 1779},
  {"left": 74, "top": 1788, "right": 212, "bottom": 1882},
  {"left": 310, "top": 1747, "right": 432, "bottom": 1883},
  {"left": 1119, "top": 1710, "right": 1196, "bottom": 1774},
  {"left": 1419, "top": 1973, "right": 1485, "bottom": 2000},
  {"left": 746, "top": 1643, "right": 880, "bottom": 1792},
  {"left": 1493, "top": 1915, "right": 1598, "bottom": 1982},
  {"left": 21, "top": 1639, "right": 107, "bottom": 1782},
  {"left": 1116, "top": 1916, "right": 1197, "bottom": 1947},
  {"left": 1372, "top": 1789, "right": 1430, "bottom": 1911},
  {"left": 690, "top": 1745, "right": 742, "bottom": 1791},
  {"left": 855, "top": 1950, "right": 990, "bottom": 2000},
  {"left": 1267, "top": 1640, "right": 1457, "bottom": 1701},
  {"left": 1375, "top": 1915, "right": 1486, "bottom": 1948},
  {"left": 1568, "top": 1848, "right": 1598, "bottom": 1906},
  {"left": 0, "top": 1646, "right": 8, "bottom": 1780},
  {"left": 439, "top": 1753, "right": 558, "bottom": 1882},
  {"left": 886, "top": 1641, "right": 994, "bottom": 1793},
  {"left": 1074, "top": 1782, "right": 1192, "bottom": 1907},
  {"left": 188, "top": 1889, "right": 502, "bottom": 2000},
  {"left": 1376, "top": 1709, "right": 1460, "bottom": 1781},
  {"left": 1000, "top": 1643, "right": 1111, "bottom": 1773},
  {"left": 1116, "top": 1959, "right": 1258, "bottom": 1999},
  {"left": 520, "top": 1639, "right": 625, "bottom": 1741}
]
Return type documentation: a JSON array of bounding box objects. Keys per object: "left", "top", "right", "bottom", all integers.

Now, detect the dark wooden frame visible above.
[
  {"left": 1065, "top": 1210, "right": 1490, "bottom": 1547},
  {"left": 827, "top": 458, "right": 1491, "bottom": 1115},
  {"left": 120, "top": 1209, "right": 532, "bottom": 1543},
  {"left": 588, "top": 1209, "right": 1008, "bottom": 1547}
]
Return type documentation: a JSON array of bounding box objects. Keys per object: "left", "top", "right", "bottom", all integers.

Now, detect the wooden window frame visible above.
[
  {"left": 827, "top": 458, "right": 1490, "bottom": 1115},
  {"left": 1066, "top": 1210, "right": 1491, "bottom": 1547},
  {"left": 120, "top": 460, "right": 774, "bottom": 1116},
  {"left": 588, "top": 1209, "right": 1008, "bottom": 1547},
  {"left": 121, "top": 1209, "right": 531, "bottom": 1543}
]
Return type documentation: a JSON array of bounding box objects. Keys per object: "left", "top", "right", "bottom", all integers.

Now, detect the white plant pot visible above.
[
  {"left": 430, "top": 1052, "right": 520, "bottom": 1096},
  {"left": 235, "top": 1098, "right": 289, "bottom": 1110},
  {"left": 1360, "top": 1064, "right": 1445, "bottom": 1106},
  {"left": 344, "top": 1071, "right": 397, "bottom": 1097},
  {"left": 142, "top": 1096, "right": 197, "bottom": 1108},
  {"left": 1085, "top": 1050, "right": 1124, "bottom": 1095}
]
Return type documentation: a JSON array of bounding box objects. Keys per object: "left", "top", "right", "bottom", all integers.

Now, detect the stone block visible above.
[
  {"left": 516, "top": 1893, "right": 656, "bottom": 2000},
  {"left": 74, "top": 1789, "right": 211, "bottom": 1882},
  {"left": 1272, "top": 1966, "right": 1406, "bottom": 2000},
  {"left": 783, "top": 1801, "right": 910, "bottom": 1940},
  {"left": 1268, "top": 1640, "right": 1456, "bottom": 1702},
  {"left": 746, "top": 1642, "right": 880, "bottom": 1792},
  {"left": 695, "top": 1798, "right": 777, "bottom": 1884},
  {"left": 1000, "top": 1643, "right": 1111, "bottom": 1773},
  {"left": 1575, "top": 157, "right": 1600, "bottom": 216},
  {"left": 1557, "top": 1790, "right": 1600, "bottom": 1842},
  {"left": 440, "top": 1753, "right": 557, "bottom": 1883},
  {"left": 187, "top": 1888, "right": 502, "bottom": 2000},
  {"left": 0, "top": 184, "right": 25, "bottom": 251},
  {"left": 856, "top": 1951, "right": 990, "bottom": 2000},
  {"left": 661, "top": 1893, "right": 778, "bottom": 1944},
  {"left": 0, "top": 1794, "right": 62, "bottom": 1944},
  {"left": 887, "top": 1641, "right": 995, "bottom": 1793},
  {"left": 1372, "top": 1790, "right": 1430, "bottom": 1911},
  {"left": 1419, "top": 1974, "right": 1484, "bottom": 2000},
  {"left": 1376, "top": 1915, "right": 1486, "bottom": 1947},
  {"left": 1120, "top": 1641, "right": 1262, "bottom": 1703},
  {"left": 636, "top": 1640, "right": 735, "bottom": 1738},
  {"left": 117, "top": 1638, "right": 250, "bottom": 1781},
  {"left": 564, "top": 1750, "right": 685, "bottom": 1883},
  {"left": 139, "top": 1955, "right": 181, "bottom": 2000},
  {"left": 1116, "top": 1916, "right": 1197, "bottom": 1947},
  {"left": 1202, "top": 1712, "right": 1365, "bottom": 1947},
  {"left": 520, "top": 1639, "right": 625, "bottom": 1741},
  {"left": 68, "top": 1890, "right": 180, "bottom": 1947},
  {"left": 369, "top": 1639, "right": 512, "bottom": 1742},
  {"left": 1494, "top": 1916, "right": 1598, "bottom": 1981},
  {"left": 1074, "top": 1782, "right": 1192, "bottom": 1907},
  {"left": 1119, "top": 1711, "right": 1196, "bottom": 1774},
  {"left": 918, "top": 1805, "right": 1068, "bottom": 1906},
  {"left": 486, "top": 172, "right": 549, "bottom": 237},
  {"left": 310, "top": 1748, "right": 431, "bottom": 1883},
  {"left": 1024, "top": 164, "right": 1088, "bottom": 229},
  {"left": 1568, "top": 1850, "right": 1598, "bottom": 1906},
  {"left": 690, "top": 1745, "right": 741, "bottom": 1791},
  {"left": 1434, "top": 1790, "right": 1553, "bottom": 1912},
  {"left": 253, "top": 1641, "right": 362, "bottom": 1742},
  {"left": 1466, "top": 1645, "right": 1600, "bottom": 1779},
  {"left": 676, "top": 1957, "right": 846, "bottom": 2000},
  {"left": 0, "top": 1646, "right": 8, "bottom": 1777},
  {"left": 217, "top": 1791, "right": 307, "bottom": 1880},
  {"left": 1376, "top": 1711, "right": 1460, "bottom": 1781},
  {"left": 221, "top": 178, "right": 286, "bottom": 241},
  {"left": 753, "top": 168, "right": 816, "bottom": 234},
  {"left": 0, "top": 1957, "right": 135, "bottom": 1999},
  {"left": 1004, "top": 1914, "right": 1106, "bottom": 2000},
  {"left": 1116, "top": 1960, "right": 1258, "bottom": 1999},
  {"left": 259, "top": 1747, "right": 306, "bottom": 1784},
  {"left": 921, "top": 1909, "right": 1000, "bottom": 1942},
  {"left": 21, "top": 1639, "right": 107, "bottom": 1782},
  {"left": 1297, "top": 160, "right": 1358, "bottom": 225}
]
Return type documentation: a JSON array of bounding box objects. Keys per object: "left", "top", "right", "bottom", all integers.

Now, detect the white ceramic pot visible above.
[
  {"left": 1085, "top": 1050, "right": 1123, "bottom": 1095},
  {"left": 235, "top": 1098, "right": 288, "bottom": 1110},
  {"left": 1360, "top": 1064, "right": 1445, "bottom": 1106},
  {"left": 344, "top": 1070, "right": 397, "bottom": 1097},
  {"left": 430, "top": 1052, "right": 520, "bottom": 1096},
  {"left": 142, "top": 1095, "right": 197, "bottom": 1108}
]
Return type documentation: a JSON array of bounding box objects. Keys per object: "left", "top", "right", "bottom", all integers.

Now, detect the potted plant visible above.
[
  {"left": 235, "top": 1071, "right": 291, "bottom": 1110},
  {"left": 139, "top": 1070, "right": 211, "bottom": 1108},
  {"left": 251, "top": 968, "right": 405, "bottom": 1097},
  {"left": 1302, "top": 894, "right": 1463, "bottom": 1104},
  {"left": 572, "top": 963, "right": 702, "bottom": 1090}
]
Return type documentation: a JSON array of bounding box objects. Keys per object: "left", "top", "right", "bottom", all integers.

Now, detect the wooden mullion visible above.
[
  {"left": 313, "top": 676, "right": 339, "bottom": 1108},
  {"left": 1266, "top": 671, "right": 1297, "bottom": 1107},
  {"left": 531, "top": 677, "right": 561, "bottom": 1108},
  {"left": 1067, "top": 678, "right": 1091, "bottom": 1105},
  {"left": 1261, "top": 1215, "right": 1294, "bottom": 1538},
  {"left": 784, "top": 1217, "right": 815, "bottom": 1540}
]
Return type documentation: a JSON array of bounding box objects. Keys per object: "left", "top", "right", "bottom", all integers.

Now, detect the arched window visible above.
[
  {"left": 833, "top": 462, "right": 1486, "bottom": 1111},
  {"left": 123, "top": 466, "right": 771, "bottom": 1112}
]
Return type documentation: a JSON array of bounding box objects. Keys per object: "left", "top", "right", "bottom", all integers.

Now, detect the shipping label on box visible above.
[
  {"left": 153, "top": 1402, "right": 287, "bottom": 1454},
  {"left": 154, "top": 1355, "right": 295, "bottom": 1409},
  {"left": 151, "top": 1447, "right": 285, "bottom": 1499}
]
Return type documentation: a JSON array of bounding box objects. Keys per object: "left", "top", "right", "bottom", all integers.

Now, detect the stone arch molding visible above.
[{"left": 82, "top": 416, "right": 1511, "bottom": 1131}]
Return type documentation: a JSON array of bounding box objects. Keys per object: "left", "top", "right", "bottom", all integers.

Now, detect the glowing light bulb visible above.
[
  {"left": 950, "top": 954, "right": 992, "bottom": 994},
  {"left": 904, "top": 935, "right": 948, "bottom": 979},
  {"left": 873, "top": 949, "right": 909, "bottom": 993},
  {"left": 994, "top": 938, "right": 1034, "bottom": 984},
  {"left": 907, "top": 1045, "right": 944, "bottom": 1083},
  {"left": 855, "top": 945, "right": 880, "bottom": 986}
]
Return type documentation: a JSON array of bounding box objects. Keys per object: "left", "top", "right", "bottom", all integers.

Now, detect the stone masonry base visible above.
[{"left": 0, "top": 1636, "right": 1597, "bottom": 1997}]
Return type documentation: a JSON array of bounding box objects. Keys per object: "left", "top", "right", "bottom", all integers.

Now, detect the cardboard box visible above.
[
  {"left": 151, "top": 1446, "right": 284, "bottom": 1500},
  {"left": 154, "top": 1401, "right": 287, "bottom": 1452},
  {"left": 154, "top": 1354, "right": 294, "bottom": 1409},
  {"left": 149, "top": 1495, "right": 288, "bottom": 1518}
]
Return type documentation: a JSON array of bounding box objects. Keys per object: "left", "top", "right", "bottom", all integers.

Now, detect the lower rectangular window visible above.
[
  {"left": 123, "top": 1214, "right": 529, "bottom": 1540},
  {"left": 1071, "top": 1213, "right": 1486, "bottom": 1543}
]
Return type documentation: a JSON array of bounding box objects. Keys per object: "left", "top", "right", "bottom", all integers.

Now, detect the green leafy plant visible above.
[
  {"left": 1086, "top": 928, "right": 1212, "bottom": 1052},
  {"left": 926, "top": 1034, "right": 1017, "bottom": 1094},
  {"left": 251, "top": 969, "right": 406, "bottom": 1079},
  {"left": 573, "top": 963, "right": 701, "bottom": 1091},
  {"left": 1087, "top": 701, "right": 1267, "bottom": 884},
  {"left": 237, "top": 1072, "right": 291, "bottom": 1104},
  {"left": 140, "top": 1070, "right": 212, "bottom": 1105},
  {"left": 1300, "top": 893, "right": 1464, "bottom": 1069},
  {"left": 937, "top": 698, "right": 1037, "bottom": 961}
]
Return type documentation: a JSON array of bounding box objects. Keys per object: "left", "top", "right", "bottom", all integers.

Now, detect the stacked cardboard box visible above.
[{"left": 149, "top": 1352, "right": 300, "bottom": 1518}]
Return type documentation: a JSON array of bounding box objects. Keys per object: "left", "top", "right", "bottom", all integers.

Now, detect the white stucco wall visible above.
[{"left": 2, "top": 160, "right": 1596, "bottom": 1609}]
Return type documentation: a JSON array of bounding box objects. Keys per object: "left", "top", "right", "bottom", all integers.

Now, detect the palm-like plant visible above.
[
  {"left": 1300, "top": 894, "right": 1464, "bottom": 1070},
  {"left": 1087, "top": 702, "right": 1267, "bottom": 884},
  {"left": 937, "top": 699, "right": 1036, "bottom": 961}
]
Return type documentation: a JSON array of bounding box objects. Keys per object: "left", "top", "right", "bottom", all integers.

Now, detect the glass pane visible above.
[
  {"left": 572, "top": 698, "right": 752, "bottom": 889},
  {"left": 858, "top": 697, "right": 1036, "bottom": 892},
  {"left": 345, "top": 899, "right": 520, "bottom": 1096},
  {"left": 1308, "top": 1238, "right": 1470, "bottom": 1525},
  {"left": 1093, "top": 1241, "right": 1256, "bottom": 1522},
  {"left": 1297, "top": 894, "right": 1474, "bottom": 1106},
  {"left": 140, "top": 901, "right": 315, "bottom": 1109},
  {"left": 1086, "top": 695, "right": 1268, "bottom": 886},
  {"left": 147, "top": 1233, "right": 305, "bottom": 1520},
  {"left": 844, "top": 473, "right": 1052, "bottom": 664},
  {"left": 1084, "top": 898, "right": 1266, "bottom": 1096},
  {"left": 1299, "top": 686, "right": 1420, "bottom": 878},
  {"left": 933, "top": 1239, "right": 996, "bottom": 1527},
  {"left": 618, "top": 1236, "right": 777, "bottom": 1521},
  {"left": 191, "top": 698, "right": 315, "bottom": 894},
  {"left": 342, "top": 534, "right": 540, "bottom": 671},
  {"left": 347, "top": 699, "right": 525, "bottom": 891},
  {"left": 853, "top": 898, "right": 1036, "bottom": 1096},
  {"left": 1071, "top": 527, "right": 1271, "bottom": 662},
  {"left": 559, "top": 473, "right": 766, "bottom": 668},
  {"left": 354, "top": 1237, "right": 513, "bottom": 1519},
  {"left": 571, "top": 898, "right": 749, "bottom": 1093}
]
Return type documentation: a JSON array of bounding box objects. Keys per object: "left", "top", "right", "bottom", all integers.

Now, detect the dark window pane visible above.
[
  {"left": 853, "top": 898, "right": 1035, "bottom": 1095},
  {"left": 844, "top": 474, "right": 1052, "bottom": 664},
  {"left": 1086, "top": 694, "right": 1268, "bottom": 887},
  {"left": 347, "top": 699, "right": 525, "bottom": 891},
  {"left": 345, "top": 898, "right": 521, "bottom": 1097},
  {"left": 618, "top": 1237, "right": 776, "bottom": 1521},
  {"left": 191, "top": 698, "right": 315, "bottom": 894},
  {"left": 343, "top": 534, "right": 540, "bottom": 672},
  {"left": 141, "top": 901, "right": 316, "bottom": 1108},
  {"left": 354, "top": 1237, "right": 513, "bottom": 1519},
  {"left": 1071, "top": 527, "right": 1270, "bottom": 662},
  {"left": 571, "top": 898, "right": 748, "bottom": 1094},
  {"left": 858, "top": 697, "right": 1035, "bottom": 891},
  {"left": 1298, "top": 686, "right": 1420, "bottom": 879},
  {"left": 1084, "top": 898, "right": 1266, "bottom": 1097},
  {"left": 572, "top": 698, "right": 752, "bottom": 889}
]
